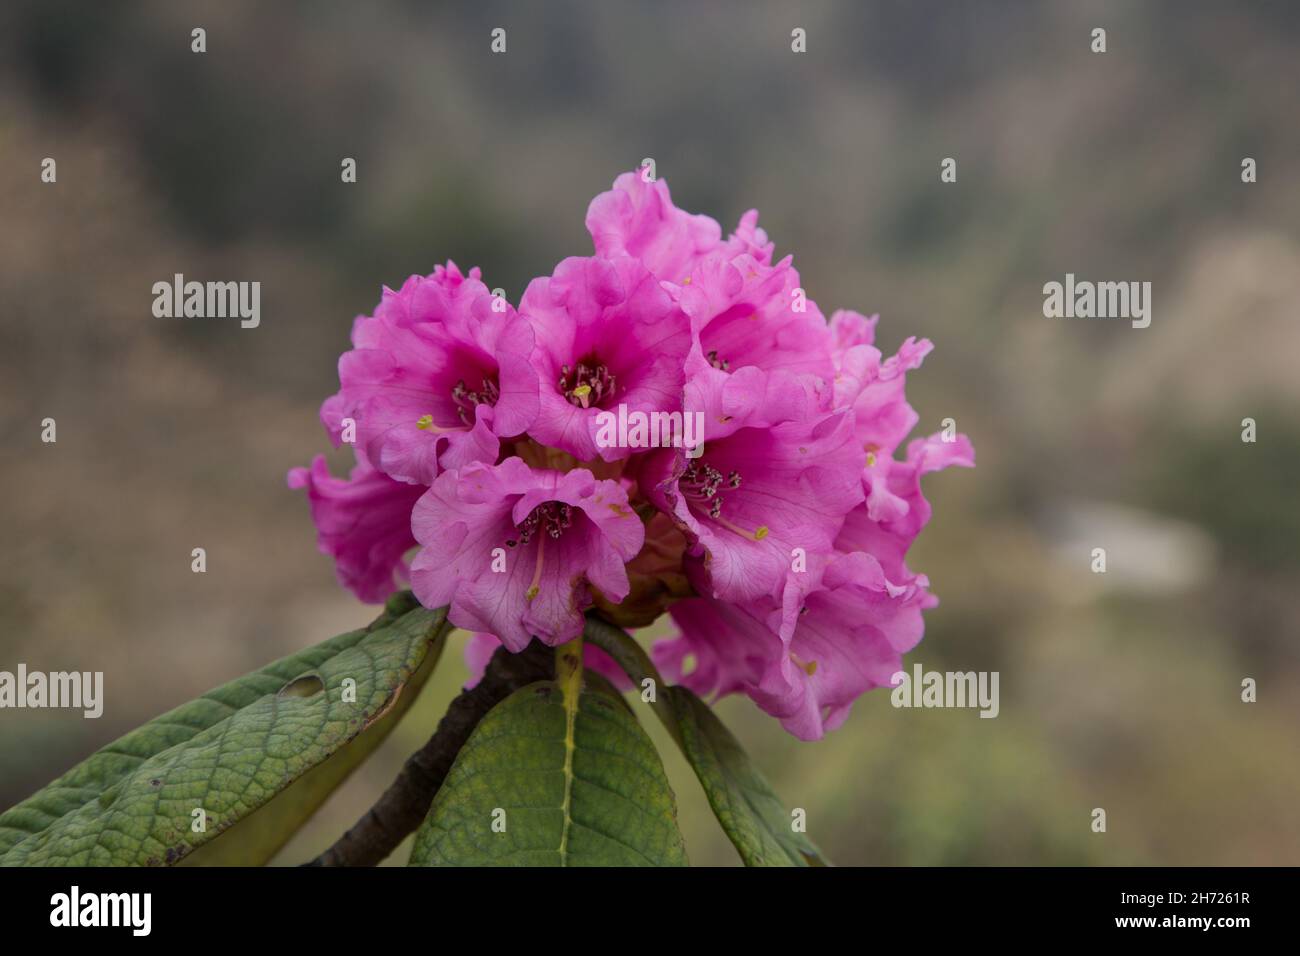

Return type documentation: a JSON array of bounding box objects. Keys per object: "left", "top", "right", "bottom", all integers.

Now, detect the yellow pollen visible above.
[
  {"left": 682, "top": 276, "right": 692, "bottom": 284},
  {"left": 571, "top": 384, "right": 591, "bottom": 397},
  {"left": 796, "top": 655, "right": 818, "bottom": 676},
  {"left": 866, "top": 452, "right": 877, "bottom": 467},
  {"left": 713, "top": 514, "right": 770, "bottom": 542},
  {"left": 416, "top": 414, "right": 434, "bottom": 430}
]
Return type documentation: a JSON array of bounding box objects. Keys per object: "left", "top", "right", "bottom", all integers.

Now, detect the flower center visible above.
[
  {"left": 505, "top": 501, "right": 574, "bottom": 601},
  {"left": 451, "top": 375, "right": 500, "bottom": 425},
  {"left": 558, "top": 358, "right": 615, "bottom": 409},
  {"left": 706, "top": 349, "right": 730, "bottom": 371},
  {"left": 681, "top": 459, "right": 768, "bottom": 541},
  {"left": 511, "top": 501, "right": 573, "bottom": 546}
]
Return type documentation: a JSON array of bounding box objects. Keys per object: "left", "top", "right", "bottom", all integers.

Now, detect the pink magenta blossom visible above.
[
  {"left": 409, "top": 457, "right": 644, "bottom": 651},
  {"left": 829, "top": 307, "right": 935, "bottom": 467},
  {"left": 588, "top": 172, "right": 830, "bottom": 396},
  {"left": 287, "top": 452, "right": 425, "bottom": 604},
  {"left": 324, "top": 262, "right": 538, "bottom": 486},
  {"left": 676, "top": 253, "right": 835, "bottom": 390},
  {"left": 640, "top": 365, "right": 864, "bottom": 602},
  {"left": 851, "top": 432, "right": 977, "bottom": 558},
  {"left": 291, "top": 170, "right": 973, "bottom": 740},
  {"left": 652, "top": 432, "right": 973, "bottom": 739},
  {"left": 654, "top": 549, "right": 933, "bottom": 741},
  {"left": 585, "top": 172, "right": 773, "bottom": 284},
  {"left": 519, "top": 255, "right": 691, "bottom": 462}
]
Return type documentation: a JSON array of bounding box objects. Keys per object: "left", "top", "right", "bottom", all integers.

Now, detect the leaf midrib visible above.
[{"left": 557, "top": 659, "right": 580, "bottom": 865}]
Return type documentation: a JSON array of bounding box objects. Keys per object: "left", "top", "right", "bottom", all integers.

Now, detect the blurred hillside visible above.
[{"left": 1, "top": 0, "right": 1298, "bottom": 865}]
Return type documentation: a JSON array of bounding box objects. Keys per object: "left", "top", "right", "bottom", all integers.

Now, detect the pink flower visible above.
[
  {"left": 655, "top": 552, "right": 933, "bottom": 741},
  {"left": 590, "top": 172, "right": 830, "bottom": 391},
  {"left": 462, "top": 632, "right": 632, "bottom": 691},
  {"left": 762, "top": 551, "right": 935, "bottom": 740},
  {"left": 409, "top": 457, "right": 645, "bottom": 650},
  {"left": 676, "top": 254, "right": 835, "bottom": 397},
  {"left": 585, "top": 172, "right": 773, "bottom": 285},
  {"left": 653, "top": 433, "right": 974, "bottom": 740},
  {"left": 325, "top": 262, "right": 538, "bottom": 486},
  {"left": 828, "top": 308, "right": 880, "bottom": 351},
  {"left": 289, "top": 171, "right": 975, "bottom": 741},
  {"left": 287, "top": 453, "right": 425, "bottom": 604},
  {"left": 850, "top": 432, "right": 976, "bottom": 560},
  {"left": 653, "top": 596, "right": 771, "bottom": 703},
  {"left": 829, "top": 309, "right": 934, "bottom": 465},
  {"left": 641, "top": 366, "right": 864, "bottom": 602},
  {"left": 519, "top": 255, "right": 691, "bottom": 461}
]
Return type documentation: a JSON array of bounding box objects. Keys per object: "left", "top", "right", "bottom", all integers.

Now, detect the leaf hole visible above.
[{"left": 278, "top": 673, "right": 325, "bottom": 699}]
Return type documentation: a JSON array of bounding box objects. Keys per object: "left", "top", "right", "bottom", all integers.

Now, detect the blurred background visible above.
[{"left": 2, "top": 0, "right": 1298, "bottom": 865}]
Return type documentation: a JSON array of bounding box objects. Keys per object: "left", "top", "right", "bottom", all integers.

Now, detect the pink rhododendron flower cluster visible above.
[{"left": 290, "top": 172, "right": 972, "bottom": 740}]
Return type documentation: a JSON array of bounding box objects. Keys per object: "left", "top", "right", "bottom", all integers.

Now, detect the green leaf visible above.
[
  {"left": 584, "top": 615, "right": 827, "bottom": 867},
  {"left": 663, "top": 685, "right": 826, "bottom": 866},
  {"left": 0, "top": 593, "right": 449, "bottom": 866},
  {"left": 409, "top": 639, "right": 687, "bottom": 866}
]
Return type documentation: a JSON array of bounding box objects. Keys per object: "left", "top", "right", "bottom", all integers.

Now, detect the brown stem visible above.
[{"left": 304, "top": 639, "right": 554, "bottom": 866}]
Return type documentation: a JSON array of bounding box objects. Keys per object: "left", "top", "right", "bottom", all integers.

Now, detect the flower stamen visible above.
[
  {"left": 712, "top": 514, "right": 770, "bottom": 541},
  {"left": 682, "top": 459, "right": 769, "bottom": 541},
  {"left": 559, "top": 360, "right": 616, "bottom": 408},
  {"left": 516, "top": 501, "right": 574, "bottom": 545},
  {"left": 415, "top": 414, "right": 459, "bottom": 433},
  {"left": 451, "top": 376, "right": 501, "bottom": 425},
  {"left": 526, "top": 533, "right": 545, "bottom": 601},
  {"left": 515, "top": 501, "right": 575, "bottom": 601}
]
